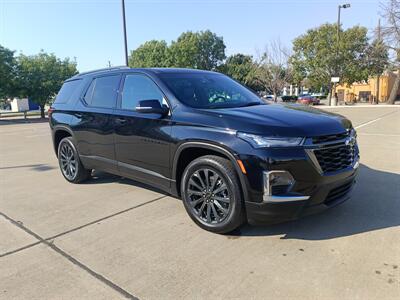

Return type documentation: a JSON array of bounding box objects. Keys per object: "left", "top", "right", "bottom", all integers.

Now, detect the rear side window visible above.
[
  {"left": 84, "top": 75, "right": 120, "bottom": 108},
  {"left": 54, "top": 79, "right": 83, "bottom": 104}
]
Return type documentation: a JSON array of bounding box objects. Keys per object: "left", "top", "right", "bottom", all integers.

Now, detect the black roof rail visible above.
[{"left": 72, "top": 66, "right": 130, "bottom": 78}]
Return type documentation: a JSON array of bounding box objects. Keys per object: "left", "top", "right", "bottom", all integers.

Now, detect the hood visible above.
[{"left": 188, "top": 104, "right": 352, "bottom": 137}]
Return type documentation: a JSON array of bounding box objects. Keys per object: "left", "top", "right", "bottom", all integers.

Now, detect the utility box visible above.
[{"left": 10, "top": 98, "right": 30, "bottom": 112}]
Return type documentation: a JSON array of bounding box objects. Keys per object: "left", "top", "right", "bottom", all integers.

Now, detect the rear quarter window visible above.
[{"left": 54, "top": 79, "right": 83, "bottom": 104}]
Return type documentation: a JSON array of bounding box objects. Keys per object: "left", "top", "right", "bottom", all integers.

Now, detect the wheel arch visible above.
[
  {"left": 53, "top": 125, "right": 74, "bottom": 156},
  {"left": 172, "top": 142, "right": 248, "bottom": 202}
]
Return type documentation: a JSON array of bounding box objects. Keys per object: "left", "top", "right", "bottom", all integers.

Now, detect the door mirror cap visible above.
[{"left": 135, "top": 100, "right": 169, "bottom": 116}]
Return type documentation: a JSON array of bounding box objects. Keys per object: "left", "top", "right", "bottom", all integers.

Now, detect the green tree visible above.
[
  {"left": 17, "top": 51, "right": 77, "bottom": 118},
  {"left": 255, "top": 40, "right": 293, "bottom": 99},
  {"left": 381, "top": 0, "right": 400, "bottom": 104},
  {"left": 169, "top": 30, "right": 226, "bottom": 70},
  {"left": 128, "top": 40, "right": 170, "bottom": 68},
  {"left": 365, "top": 35, "right": 389, "bottom": 103},
  {"left": 290, "top": 23, "right": 370, "bottom": 95},
  {"left": 0, "top": 45, "right": 17, "bottom": 100},
  {"left": 219, "top": 54, "right": 260, "bottom": 90}
]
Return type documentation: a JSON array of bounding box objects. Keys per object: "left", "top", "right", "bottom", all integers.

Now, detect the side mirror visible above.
[{"left": 135, "top": 100, "right": 169, "bottom": 116}]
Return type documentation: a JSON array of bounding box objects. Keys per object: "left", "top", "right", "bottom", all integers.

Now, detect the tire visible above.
[
  {"left": 58, "top": 137, "right": 91, "bottom": 183},
  {"left": 181, "top": 155, "right": 245, "bottom": 234}
]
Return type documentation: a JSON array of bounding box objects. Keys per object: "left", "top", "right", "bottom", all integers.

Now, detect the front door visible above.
[{"left": 113, "top": 73, "right": 173, "bottom": 191}]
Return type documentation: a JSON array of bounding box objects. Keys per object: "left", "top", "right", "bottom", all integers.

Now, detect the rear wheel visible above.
[
  {"left": 58, "top": 137, "right": 91, "bottom": 183},
  {"left": 181, "top": 155, "right": 245, "bottom": 234}
]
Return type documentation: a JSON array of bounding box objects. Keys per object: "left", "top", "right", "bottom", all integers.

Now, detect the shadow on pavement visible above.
[
  {"left": 59, "top": 164, "right": 399, "bottom": 240},
  {"left": 235, "top": 164, "right": 400, "bottom": 240},
  {"left": 0, "top": 117, "right": 48, "bottom": 125},
  {"left": 0, "top": 163, "right": 55, "bottom": 171},
  {"left": 84, "top": 170, "right": 170, "bottom": 196}
]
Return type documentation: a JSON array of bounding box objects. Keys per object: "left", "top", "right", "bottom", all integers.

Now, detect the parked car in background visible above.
[
  {"left": 263, "top": 94, "right": 275, "bottom": 101},
  {"left": 50, "top": 67, "right": 359, "bottom": 234},
  {"left": 311, "top": 93, "right": 326, "bottom": 100},
  {"left": 297, "top": 94, "right": 320, "bottom": 105},
  {"left": 281, "top": 95, "right": 298, "bottom": 102}
]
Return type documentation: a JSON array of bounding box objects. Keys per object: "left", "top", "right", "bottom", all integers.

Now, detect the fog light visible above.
[{"left": 263, "top": 171, "right": 295, "bottom": 197}]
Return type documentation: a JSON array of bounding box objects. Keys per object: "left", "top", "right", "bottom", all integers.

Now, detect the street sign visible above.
[{"left": 331, "top": 77, "right": 340, "bottom": 83}]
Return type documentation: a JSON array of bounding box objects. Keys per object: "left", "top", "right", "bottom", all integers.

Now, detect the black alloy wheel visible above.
[
  {"left": 58, "top": 137, "right": 91, "bottom": 183},
  {"left": 181, "top": 155, "right": 245, "bottom": 233}
]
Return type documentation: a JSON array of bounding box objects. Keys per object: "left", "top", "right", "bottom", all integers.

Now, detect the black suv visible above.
[{"left": 49, "top": 67, "right": 359, "bottom": 233}]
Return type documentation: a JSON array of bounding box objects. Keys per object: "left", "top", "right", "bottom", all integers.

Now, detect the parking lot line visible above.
[
  {"left": 0, "top": 211, "right": 138, "bottom": 300},
  {"left": 358, "top": 133, "right": 400, "bottom": 137},
  {"left": 0, "top": 240, "right": 42, "bottom": 258},
  {"left": 45, "top": 195, "right": 167, "bottom": 240},
  {"left": 354, "top": 110, "right": 400, "bottom": 130},
  {"left": 0, "top": 194, "right": 167, "bottom": 258}
]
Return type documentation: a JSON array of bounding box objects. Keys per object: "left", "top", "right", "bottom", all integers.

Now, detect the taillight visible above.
[{"left": 48, "top": 107, "right": 55, "bottom": 119}]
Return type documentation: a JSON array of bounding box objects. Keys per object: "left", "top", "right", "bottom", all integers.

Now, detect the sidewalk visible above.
[
  {"left": 318, "top": 98, "right": 400, "bottom": 107},
  {"left": 0, "top": 115, "right": 48, "bottom": 125}
]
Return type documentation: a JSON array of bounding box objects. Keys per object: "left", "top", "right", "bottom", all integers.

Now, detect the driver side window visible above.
[{"left": 121, "top": 74, "right": 164, "bottom": 110}]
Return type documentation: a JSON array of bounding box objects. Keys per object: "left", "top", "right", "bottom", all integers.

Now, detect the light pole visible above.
[
  {"left": 121, "top": 0, "right": 129, "bottom": 66},
  {"left": 331, "top": 3, "right": 350, "bottom": 106}
]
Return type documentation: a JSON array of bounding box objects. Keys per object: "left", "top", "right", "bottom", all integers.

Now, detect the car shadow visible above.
[
  {"left": 83, "top": 170, "right": 170, "bottom": 196},
  {"left": 73, "top": 164, "right": 399, "bottom": 240},
  {"left": 232, "top": 164, "right": 400, "bottom": 240}
]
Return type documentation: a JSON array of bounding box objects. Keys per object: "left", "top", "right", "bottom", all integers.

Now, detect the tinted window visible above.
[
  {"left": 84, "top": 75, "right": 120, "bottom": 108},
  {"left": 55, "top": 79, "right": 82, "bottom": 104},
  {"left": 121, "top": 74, "right": 164, "bottom": 110},
  {"left": 159, "top": 73, "right": 262, "bottom": 109}
]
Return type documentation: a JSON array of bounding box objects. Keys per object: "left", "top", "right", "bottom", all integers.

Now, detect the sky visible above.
[{"left": 0, "top": 0, "right": 381, "bottom": 72}]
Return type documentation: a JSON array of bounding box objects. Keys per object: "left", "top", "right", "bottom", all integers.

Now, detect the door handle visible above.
[{"left": 115, "top": 117, "right": 127, "bottom": 124}]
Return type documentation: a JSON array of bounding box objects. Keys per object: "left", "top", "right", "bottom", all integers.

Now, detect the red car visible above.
[{"left": 297, "top": 94, "right": 320, "bottom": 105}]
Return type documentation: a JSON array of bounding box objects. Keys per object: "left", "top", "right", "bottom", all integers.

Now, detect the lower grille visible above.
[
  {"left": 271, "top": 184, "right": 290, "bottom": 195},
  {"left": 325, "top": 181, "right": 354, "bottom": 205},
  {"left": 314, "top": 144, "right": 355, "bottom": 173}
]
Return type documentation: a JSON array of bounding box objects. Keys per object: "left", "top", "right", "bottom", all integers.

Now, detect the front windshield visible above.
[{"left": 159, "top": 72, "right": 263, "bottom": 109}]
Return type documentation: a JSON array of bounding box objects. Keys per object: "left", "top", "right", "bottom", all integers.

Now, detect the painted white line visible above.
[
  {"left": 358, "top": 133, "right": 400, "bottom": 137},
  {"left": 319, "top": 105, "right": 400, "bottom": 109},
  {"left": 26, "top": 134, "right": 50, "bottom": 138},
  {"left": 355, "top": 117, "right": 384, "bottom": 129},
  {"left": 354, "top": 110, "right": 400, "bottom": 130}
]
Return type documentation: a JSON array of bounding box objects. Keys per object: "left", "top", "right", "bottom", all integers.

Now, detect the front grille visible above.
[
  {"left": 314, "top": 144, "right": 355, "bottom": 173},
  {"left": 325, "top": 180, "right": 354, "bottom": 205},
  {"left": 312, "top": 132, "right": 348, "bottom": 144}
]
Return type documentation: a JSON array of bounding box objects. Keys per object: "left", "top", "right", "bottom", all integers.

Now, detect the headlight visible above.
[{"left": 237, "top": 132, "right": 304, "bottom": 148}]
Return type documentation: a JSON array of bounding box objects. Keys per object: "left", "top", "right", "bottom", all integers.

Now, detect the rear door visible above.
[
  {"left": 72, "top": 74, "right": 121, "bottom": 173},
  {"left": 113, "top": 73, "right": 173, "bottom": 190}
]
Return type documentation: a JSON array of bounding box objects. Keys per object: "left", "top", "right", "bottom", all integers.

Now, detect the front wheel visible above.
[
  {"left": 181, "top": 155, "right": 245, "bottom": 234},
  {"left": 58, "top": 137, "right": 91, "bottom": 183}
]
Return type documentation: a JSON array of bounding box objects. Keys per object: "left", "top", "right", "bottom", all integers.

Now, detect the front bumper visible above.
[
  {"left": 245, "top": 168, "right": 357, "bottom": 225},
  {"left": 239, "top": 141, "right": 359, "bottom": 225}
]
